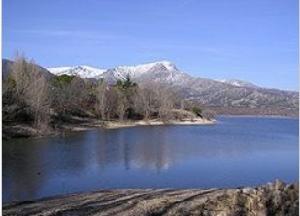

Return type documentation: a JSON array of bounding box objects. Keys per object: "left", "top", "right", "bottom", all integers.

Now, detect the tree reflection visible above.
[{"left": 3, "top": 118, "right": 298, "bottom": 202}]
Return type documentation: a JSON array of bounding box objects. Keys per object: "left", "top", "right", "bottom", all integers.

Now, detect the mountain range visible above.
[
  {"left": 48, "top": 62, "right": 260, "bottom": 89},
  {"left": 48, "top": 61, "right": 259, "bottom": 88},
  {"left": 3, "top": 59, "right": 298, "bottom": 116}
]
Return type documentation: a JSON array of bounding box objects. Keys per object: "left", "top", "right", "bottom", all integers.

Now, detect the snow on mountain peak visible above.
[
  {"left": 47, "top": 65, "right": 106, "bottom": 78},
  {"left": 47, "top": 60, "right": 179, "bottom": 79},
  {"left": 47, "top": 60, "right": 187, "bottom": 85},
  {"left": 47, "top": 66, "right": 72, "bottom": 74},
  {"left": 116, "top": 60, "right": 177, "bottom": 72},
  {"left": 153, "top": 60, "right": 176, "bottom": 69},
  {"left": 217, "top": 79, "right": 258, "bottom": 88}
]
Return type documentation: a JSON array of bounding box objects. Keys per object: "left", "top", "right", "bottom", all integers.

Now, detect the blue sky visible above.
[{"left": 3, "top": 0, "right": 298, "bottom": 90}]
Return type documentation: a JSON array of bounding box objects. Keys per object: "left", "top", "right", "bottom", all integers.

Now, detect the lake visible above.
[{"left": 3, "top": 116, "right": 299, "bottom": 203}]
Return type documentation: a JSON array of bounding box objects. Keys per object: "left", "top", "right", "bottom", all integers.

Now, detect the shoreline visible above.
[
  {"left": 3, "top": 118, "right": 215, "bottom": 139},
  {"left": 217, "top": 114, "right": 299, "bottom": 119},
  {"left": 57, "top": 118, "right": 216, "bottom": 132},
  {"left": 3, "top": 180, "right": 298, "bottom": 215},
  {"left": 103, "top": 118, "right": 216, "bottom": 129},
  {"left": 4, "top": 113, "right": 299, "bottom": 139}
]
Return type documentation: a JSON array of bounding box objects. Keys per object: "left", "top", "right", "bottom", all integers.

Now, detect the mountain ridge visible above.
[
  {"left": 46, "top": 60, "right": 293, "bottom": 91},
  {"left": 3, "top": 58, "right": 298, "bottom": 116},
  {"left": 47, "top": 65, "right": 106, "bottom": 78},
  {"left": 46, "top": 60, "right": 298, "bottom": 116},
  {"left": 217, "top": 79, "right": 259, "bottom": 88}
]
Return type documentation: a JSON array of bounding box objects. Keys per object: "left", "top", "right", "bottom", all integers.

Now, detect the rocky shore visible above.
[{"left": 3, "top": 180, "right": 298, "bottom": 216}]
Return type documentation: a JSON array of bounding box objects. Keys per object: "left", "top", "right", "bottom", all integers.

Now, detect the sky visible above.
[{"left": 3, "top": 0, "right": 299, "bottom": 90}]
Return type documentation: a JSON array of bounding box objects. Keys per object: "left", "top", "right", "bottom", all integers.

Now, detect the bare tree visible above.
[
  {"left": 116, "top": 88, "right": 127, "bottom": 121},
  {"left": 6, "top": 55, "right": 195, "bottom": 131},
  {"left": 136, "top": 87, "right": 156, "bottom": 120},
  {"left": 155, "top": 85, "right": 175, "bottom": 121},
  {"left": 95, "top": 80, "right": 108, "bottom": 120},
  {"left": 26, "top": 73, "right": 50, "bottom": 129},
  {"left": 105, "top": 87, "right": 118, "bottom": 120},
  {"left": 11, "top": 55, "right": 31, "bottom": 99},
  {"left": 11, "top": 57, "right": 51, "bottom": 130},
  {"left": 51, "top": 75, "right": 90, "bottom": 118}
]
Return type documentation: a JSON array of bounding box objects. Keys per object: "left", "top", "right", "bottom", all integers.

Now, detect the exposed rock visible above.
[{"left": 3, "top": 181, "right": 298, "bottom": 216}]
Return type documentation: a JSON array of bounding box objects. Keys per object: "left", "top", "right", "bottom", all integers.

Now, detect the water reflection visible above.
[{"left": 3, "top": 117, "right": 299, "bottom": 202}]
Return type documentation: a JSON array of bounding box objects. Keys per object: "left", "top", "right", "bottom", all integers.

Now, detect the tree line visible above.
[{"left": 3, "top": 56, "right": 211, "bottom": 131}]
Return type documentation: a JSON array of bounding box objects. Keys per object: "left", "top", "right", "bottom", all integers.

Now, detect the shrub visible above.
[
  {"left": 192, "top": 106, "right": 202, "bottom": 117},
  {"left": 51, "top": 74, "right": 75, "bottom": 87}
]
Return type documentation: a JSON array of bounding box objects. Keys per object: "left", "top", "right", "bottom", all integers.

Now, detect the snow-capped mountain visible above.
[
  {"left": 47, "top": 61, "right": 260, "bottom": 89},
  {"left": 3, "top": 58, "right": 298, "bottom": 115},
  {"left": 47, "top": 62, "right": 272, "bottom": 103},
  {"left": 99, "top": 61, "right": 190, "bottom": 85},
  {"left": 47, "top": 65, "right": 106, "bottom": 79},
  {"left": 217, "top": 79, "right": 258, "bottom": 88},
  {"left": 113, "top": 61, "right": 178, "bottom": 77},
  {"left": 48, "top": 61, "right": 190, "bottom": 84},
  {"left": 45, "top": 61, "right": 298, "bottom": 110}
]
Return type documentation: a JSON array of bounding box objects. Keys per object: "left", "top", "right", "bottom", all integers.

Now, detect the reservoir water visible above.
[{"left": 3, "top": 116, "right": 299, "bottom": 203}]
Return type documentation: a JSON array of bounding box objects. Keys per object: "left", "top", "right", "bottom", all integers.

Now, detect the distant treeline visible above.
[{"left": 3, "top": 56, "right": 214, "bottom": 132}]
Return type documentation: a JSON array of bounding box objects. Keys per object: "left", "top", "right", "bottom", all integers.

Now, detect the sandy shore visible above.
[{"left": 103, "top": 118, "right": 215, "bottom": 129}]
